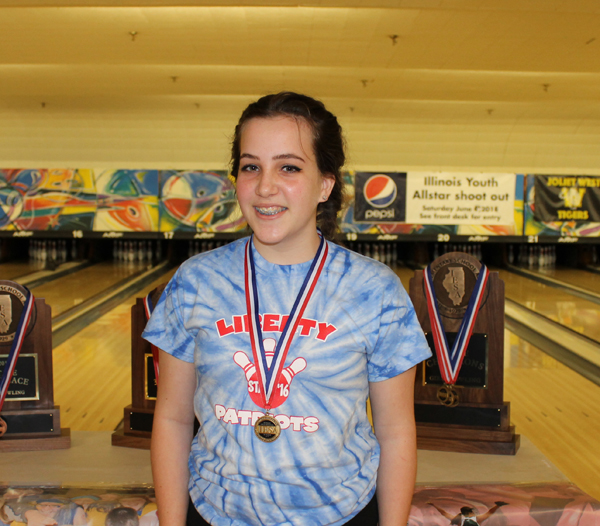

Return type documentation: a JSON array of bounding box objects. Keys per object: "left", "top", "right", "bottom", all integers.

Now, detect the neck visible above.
[{"left": 252, "top": 231, "right": 322, "bottom": 265}]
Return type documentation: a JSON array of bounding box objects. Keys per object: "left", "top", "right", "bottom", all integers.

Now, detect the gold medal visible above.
[
  {"left": 437, "top": 384, "right": 459, "bottom": 407},
  {"left": 254, "top": 414, "right": 281, "bottom": 443},
  {"left": 0, "top": 416, "right": 7, "bottom": 437}
]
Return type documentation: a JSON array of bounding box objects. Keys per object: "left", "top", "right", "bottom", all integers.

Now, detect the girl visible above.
[{"left": 144, "top": 92, "right": 431, "bottom": 526}]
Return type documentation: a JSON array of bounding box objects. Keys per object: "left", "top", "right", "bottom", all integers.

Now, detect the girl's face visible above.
[{"left": 236, "top": 116, "right": 334, "bottom": 264}]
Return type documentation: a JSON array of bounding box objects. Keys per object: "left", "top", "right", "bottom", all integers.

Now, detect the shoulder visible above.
[{"left": 175, "top": 237, "right": 248, "bottom": 286}]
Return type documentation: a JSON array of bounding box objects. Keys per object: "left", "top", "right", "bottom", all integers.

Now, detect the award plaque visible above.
[
  {"left": 409, "top": 252, "right": 520, "bottom": 455},
  {"left": 0, "top": 280, "right": 70, "bottom": 451}
]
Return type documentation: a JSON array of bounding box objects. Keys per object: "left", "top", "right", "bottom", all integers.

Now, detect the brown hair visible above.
[{"left": 230, "top": 92, "right": 345, "bottom": 240}]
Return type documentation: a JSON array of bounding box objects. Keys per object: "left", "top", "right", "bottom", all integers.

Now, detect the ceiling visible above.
[{"left": 0, "top": 0, "right": 599, "bottom": 171}]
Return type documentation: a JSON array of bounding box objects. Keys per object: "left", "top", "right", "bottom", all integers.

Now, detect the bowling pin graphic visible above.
[
  {"left": 233, "top": 351, "right": 262, "bottom": 407},
  {"left": 233, "top": 339, "right": 307, "bottom": 409}
]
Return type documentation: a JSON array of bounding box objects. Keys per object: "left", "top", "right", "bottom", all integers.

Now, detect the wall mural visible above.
[
  {"left": 158, "top": 170, "right": 245, "bottom": 233},
  {"left": 0, "top": 169, "right": 245, "bottom": 234}
]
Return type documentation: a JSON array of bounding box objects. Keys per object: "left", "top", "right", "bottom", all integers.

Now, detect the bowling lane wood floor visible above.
[
  {"left": 21, "top": 261, "right": 148, "bottom": 318},
  {"left": 536, "top": 266, "right": 600, "bottom": 294},
  {"left": 497, "top": 268, "right": 600, "bottom": 343},
  {"left": 0, "top": 260, "right": 46, "bottom": 280},
  {"left": 394, "top": 266, "right": 600, "bottom": 501},
  {"left": 52, "top": 266, "right": 176, "bottom": 432}
]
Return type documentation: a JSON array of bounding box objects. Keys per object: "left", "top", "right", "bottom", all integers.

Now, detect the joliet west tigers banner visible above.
[{"left": 534, "top": 175, "right": 600, "bottom": 222}]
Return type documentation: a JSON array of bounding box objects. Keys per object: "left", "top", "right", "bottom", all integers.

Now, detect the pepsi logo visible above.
[{"left": 364, "top": 174, "right": 397, "bottom": 208}]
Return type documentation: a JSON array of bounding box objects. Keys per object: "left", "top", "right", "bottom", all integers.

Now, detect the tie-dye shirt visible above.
[{"left": 143, "top": 238, "right": 431, "bottom": 526}]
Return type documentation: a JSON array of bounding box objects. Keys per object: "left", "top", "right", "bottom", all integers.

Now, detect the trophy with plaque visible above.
[
  {"left": 409, "top": 252, "right": 519, "bottom": 455},
  {"left": 112, "top": 285, "right": 165, "bottom": 449},
  {"left": 0, "top": 280, "right": 70, "bottom": 451}
]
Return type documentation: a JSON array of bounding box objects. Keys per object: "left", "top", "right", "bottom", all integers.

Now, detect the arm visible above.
[
  {"left": 369, "top": 365, "right": 418, "bottom": 526},
  {"left": 151, "top": 350, "right": 197, "bottom": 526},
  {"left": 428, "top": 503, "right": 454, "bottom": 520},
  {"left": 476, "top": 502, "right": 508, "bottom": 522}
]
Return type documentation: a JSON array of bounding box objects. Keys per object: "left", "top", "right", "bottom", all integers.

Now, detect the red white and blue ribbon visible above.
[
  {"left": 0, "top": 288, "right": 35, "bottom": 412},
  {"left": 143, "top": 294, "right": 160, "bottom": 382},
  {"left": 245, "top": 234, "right": 328, "bottom": 409},
  {"left": 424, "top": 264, "right": 489, "bottom": 385}
]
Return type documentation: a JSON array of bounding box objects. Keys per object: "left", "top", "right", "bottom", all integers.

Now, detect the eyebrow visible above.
[{"left": 239, "top": 153, "right": 305, "bottom": 162}]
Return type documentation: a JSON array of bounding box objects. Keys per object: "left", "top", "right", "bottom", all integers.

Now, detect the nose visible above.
[{"left": 255, "top": 168, "right": 278, "bottom": 197}]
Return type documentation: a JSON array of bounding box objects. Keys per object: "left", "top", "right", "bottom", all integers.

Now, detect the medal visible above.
[
  {"left": 254, "top": 413, "right": 281, "bottom": 442},
  {"left": 244, "top": 234, "right": 328, "bottom": 442},
  {"left": 424, "top": 262, "right": 489, "bottom": 405},
  {"left": 437, "top": 384, "right": 460, "bottom": 407},
  {"left": 0, "top": 285, "right": 35, "bottom": 435}
]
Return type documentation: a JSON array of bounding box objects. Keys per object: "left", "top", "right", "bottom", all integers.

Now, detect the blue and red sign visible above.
[{"left": 354, "top": 172, "right": 406, "bottom": 223}]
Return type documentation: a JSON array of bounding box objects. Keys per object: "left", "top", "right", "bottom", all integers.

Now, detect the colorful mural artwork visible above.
[
  {"left": 0, "top": 169, "right": 97, "bottom": 232},
  {"left": 0, "top": 169, "right": 246, "bottom": 234},
  {"left": 411, "top": 483, "right": 600, "bottom": 526},
  {"left": 525, "top": 174, "right": 600, "bottom": 237},
  {"left": 94, "top": 170, "right": 159, "bottom": 232},
  {"left": 0, "top": 483, "right": 597, "bottom": 526},
  {"left": 158, "top": 170, "right": 245, "bottom": 233}
]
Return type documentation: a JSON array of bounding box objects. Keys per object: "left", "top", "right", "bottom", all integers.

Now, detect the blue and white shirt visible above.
[{"left": 143, "top": 238, "right": 431, "bottom": 526}]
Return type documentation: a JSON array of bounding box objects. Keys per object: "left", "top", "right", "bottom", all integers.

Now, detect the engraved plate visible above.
[
  {"left": 0, "top": 353, "right": 40, "bottom": 401},
  {"left": 144, "top": 353, "right": 157, "bottom": 400},
  {"left": 423, "top": 333, "right": 488, "bottom": 388}
]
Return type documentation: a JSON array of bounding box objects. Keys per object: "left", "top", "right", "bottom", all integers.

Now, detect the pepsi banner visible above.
[
  {"left": 533, "top": 175, "right": 600, "bottom": 222},
  {"left": 353, "top": 172, "right": 406, "bottom": 223}
]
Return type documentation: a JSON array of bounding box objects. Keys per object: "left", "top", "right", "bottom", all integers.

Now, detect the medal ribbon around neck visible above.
[
  {"left": 424, "top": 264, "right": 489, "bottom": 385},
  {"left": 0, "top": 288, "right": 35, "bottom": 412},
  {"left": 245, "top": 234, "right": 328, "bottom": 410},
  {"left": 143, "top": 294, "right": 160, "bottom": 382}
]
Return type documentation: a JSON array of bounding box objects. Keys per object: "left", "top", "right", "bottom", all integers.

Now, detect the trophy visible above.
[
  {"left": 112, "top": 285, "right": 165, "bottom": 449},
  {"left": 409, "top": 252, "right": 519, "bottom": 455},
  {"left": 0, "top": 280, "right": 70, "bottom": 451}
]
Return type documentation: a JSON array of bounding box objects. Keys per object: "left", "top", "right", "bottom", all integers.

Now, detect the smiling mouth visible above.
[{"left": 255, "top": 206, "right": 287, "bottom": 216}]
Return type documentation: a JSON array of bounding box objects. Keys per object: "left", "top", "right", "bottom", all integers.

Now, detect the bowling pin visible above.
[
  {"left": 281, "top": 357, "right": 307, "bottom": 384},
  {"left": 233, "top": 351, "right": 256, "bottom": 383}
]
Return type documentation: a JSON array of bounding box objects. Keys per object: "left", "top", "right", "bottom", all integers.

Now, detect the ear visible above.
[{"left": 320, "top": 174, "right": 336, "bottom": 201}]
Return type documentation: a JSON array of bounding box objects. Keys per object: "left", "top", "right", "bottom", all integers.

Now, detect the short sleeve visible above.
[
  {"left": 366, "top": 275, "right": 431, "bottom": 382},
  {"left": 142, "top": 269, "right": 196, "bottom": 363}
]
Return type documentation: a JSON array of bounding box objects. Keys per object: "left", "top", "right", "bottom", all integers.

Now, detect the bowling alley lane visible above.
[
  {"left": 52, "top": 267, "right": 177, "bottom": 433},
  {"left": 504, "top": 329, "right": 600, "bottom": 501},
  {"left": 533, "top": 266, "right": 600, "bottom": 295},
  {"left": 0, "top": 260, "right": 45, "bottom": 280},
  {"left": 496, "top": 268, "right": 600, "bottom": 343},
  {"left": 31, "top": 260, "right": 148, "bottom": 318}
]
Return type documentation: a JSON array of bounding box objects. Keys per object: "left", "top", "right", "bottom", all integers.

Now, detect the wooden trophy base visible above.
[
  {"left": 0, "top": 428, "right": 71, "bottom": 452},
  {"left": 0, "top": 406, "right": 71, "bottom": 451},
  {"left": 415, "top": 401, "right": 520, "bottom": 455},
  {"left": 111, "top": 405, "right": 153, "bottom": 450}
]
